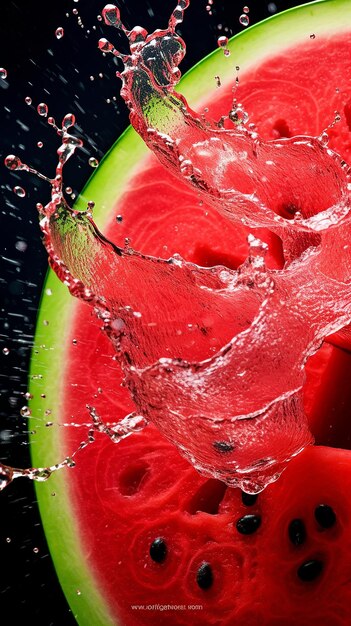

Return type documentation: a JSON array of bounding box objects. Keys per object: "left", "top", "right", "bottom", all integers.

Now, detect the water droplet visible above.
[
  {"left": 24, "top": 392, "right": 33, "bottom": 400},
  {"left": 15, "top": 240, "right": 27, "bottom": 252},
  {"left": 2, "top": 347, "right": 10, "bottom": 355},
  {"left": 37, "top": 141, "right": 43, "bottom": 148},
  {"left": 239, "top": 14, "right": 250, "bottom": 26},
  {"left": 48, "top": 116, "right": 56, "bottom": 126},
  {"left": 20, "top": 406, "right": 31, "bottom": 417},
  {"left": 73, "top": 8, "right": 78, "bottom": 15},
  {"left": 76, "top": 589, "right": 82, "bottom": 596},
  {"left": 0, "top": 466, "right": 13, "bottom": 491},
  {"left": 243, "top": 5, "right": 249, "bottom": 13},
  {"left": 217, "top": 36, "right": 228, "bottom": 48},
  {"left": 65, "top": 186, "right": 73, "bottom": 194},
  {"left": 33, "top": 547, "right": 39, "bottom": 554},
  {"left": 98, "top": 38, "right": 114, "bottom": 53},
  {"left": 310, "top": 33, "right": 316, "bottom": 39},
  {"left": 5, "top": 154, "right": 22, "bottom": 170},
  {"left": 0, "top": 68, "right": 7, "bottom": 80},
  {"left": 116, "top": 214, "right": 123, "bottom": 222},
  {"left": 55, "top": 27, "right": 64, "bottom": 39},
  {"left": 25, "top": 96, "right": 32, "bottom": 105},
  {"left": 6, "top": 537, "right": 11, "bottom": 543},
  {"left": 217, "top": 36, "right": 230, "bottom": 56},
  {"left": 13, "top": 186, "right": 26, "bottom": 198},
  {"left": 102, "top": 4, "right": 121, "bottom": 27},
  {"left": 62, "top": 112, "right": 75, "bottom": 129},
  {"left": 37, "top": 102, "right": 48, "bottom": 117},
  {"left": 267, "top": 2, "right": 277, "bottom": 13},
  {"left": 88, "top": 157, "right": 99, "bottom": 168}
]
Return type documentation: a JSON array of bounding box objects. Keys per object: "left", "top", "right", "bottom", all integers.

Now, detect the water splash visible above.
[{"left": 6, "top": 1, "right": 351, "bottom": 493}]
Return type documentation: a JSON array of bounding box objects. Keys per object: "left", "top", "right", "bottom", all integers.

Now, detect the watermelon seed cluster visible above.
[{"left": 286, "top": 503, "right": 337, "bottom": 582}]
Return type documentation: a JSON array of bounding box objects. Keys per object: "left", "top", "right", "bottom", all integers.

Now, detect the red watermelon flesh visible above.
[{"left": 46, "top": 25, "right": 351, "bottom": 625}]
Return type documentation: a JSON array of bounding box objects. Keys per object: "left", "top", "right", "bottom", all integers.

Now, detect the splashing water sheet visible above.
[{"left": 1, "top": 0, "right": 349, "bottom": 623}]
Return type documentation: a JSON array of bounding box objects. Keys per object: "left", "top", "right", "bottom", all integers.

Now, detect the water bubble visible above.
[
  {"left": 5, "top": 154, "right": 22, "bottom": 170},
  {"left": 20, "top": 406, "right": 31, "bottom": 417},
  {"left": 239, "top": 14, "right": 250, "bottom": 26},
  {"left": 0, "top": 68, "right": 7, "bottom": 80},
  {"left": 25, "top": 96, "right": 32, "bottom": 105},
  {"left": 13, "top": 186, "right": 26, "bottom": 198},
  {"left": 37, "top": 102, "right": 48, "bottom": 117},
  {"left": 55, "top": 27, "right": 64, "bottom": 39},
  {"left": 88, "top": 157, "right": 99, "bottom": 168},
  {"left": 2, "top": 347, "right": 10, "bottom": 356}
]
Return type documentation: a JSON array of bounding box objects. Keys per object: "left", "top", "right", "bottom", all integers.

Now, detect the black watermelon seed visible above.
[
  {"left": 196, "top": 562, "right": 213, "bottom": 590},
  {"left": 314, "top": 504, "right": 336, "bottom": 529},
  {"left": 297, "top": 559, "right": 324, "bottom": 582},
  {"left": 236, "top": 514, "right": 261, "bottom": 535},
  {"left": 213, "top": 441, "right": 235, "bottom": 453},
  {"left": 149, "top": 537, "right": 167, "bottom": 563},
  {"left": 241, "top": 491, "right": 259, "bottom": 507},
  {"left": 288, "top": 518, "right": 306, "bottom": 546}
]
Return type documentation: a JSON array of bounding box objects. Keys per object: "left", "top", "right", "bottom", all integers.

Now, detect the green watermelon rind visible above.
[{"left": 28, "top": 1, "right": 350, "bottom": 624}]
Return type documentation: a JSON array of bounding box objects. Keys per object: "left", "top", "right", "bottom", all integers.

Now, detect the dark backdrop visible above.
[{"left": 0, "top": 1, "right": 304, "bottom": 624}]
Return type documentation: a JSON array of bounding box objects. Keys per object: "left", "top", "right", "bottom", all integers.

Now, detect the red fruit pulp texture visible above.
[{"left": 60, "top": 32, "right": 351, "bottom": 624}]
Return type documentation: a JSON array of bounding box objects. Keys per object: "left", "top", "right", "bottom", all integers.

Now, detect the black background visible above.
[{"left": 0, "top": 1, "right": 304, "bottom": 624}]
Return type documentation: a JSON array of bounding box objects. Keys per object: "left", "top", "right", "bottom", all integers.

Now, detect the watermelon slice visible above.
[{"left": 29, "top": 1, "right": 351, "bottom": 624}]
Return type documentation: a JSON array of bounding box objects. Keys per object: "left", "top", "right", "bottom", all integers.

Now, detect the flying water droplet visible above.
[
  {"left": 20, "top": 406, "right": 31, "bottom": 417},
  {"left": 102, "top": 4, "right": 122, "bottom": 27},
  {"left": 0, "top": 68, "right": 7, "bottom": 80},
  {"left": 2, "top": 347, "right": 10, "bottom": 355},
  {"left": 5, "top": 154, "right": 22, "bottom": 170},
  {"left": 37, "top": 141, "right": 43, "bottom": 148},
  {"left": 13, "top": 185, "right": 26, "bottom": 198},
  {"left": 217, "top": 36, "right": 230, "bottom": 56},
  {"left": 25, "top": 96, "right": 32, "bottom": 105},
  {"left": 37, "top": 102, "right": 48, "bottom": 117},
  {"left": 243, "top": 5, "right": 250, "bottom": 13},
  {"left": 62, "top": 112, "right": 76, "bottom": 129},
  {"left": 55, "top": 27, "right": 64, "bottom": 39},
  {"left": 239, "top": 14, "right": 250, "bottom": 26},
  {"left": 88, "top": 157, "right": 99, "bottom": 168}
]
